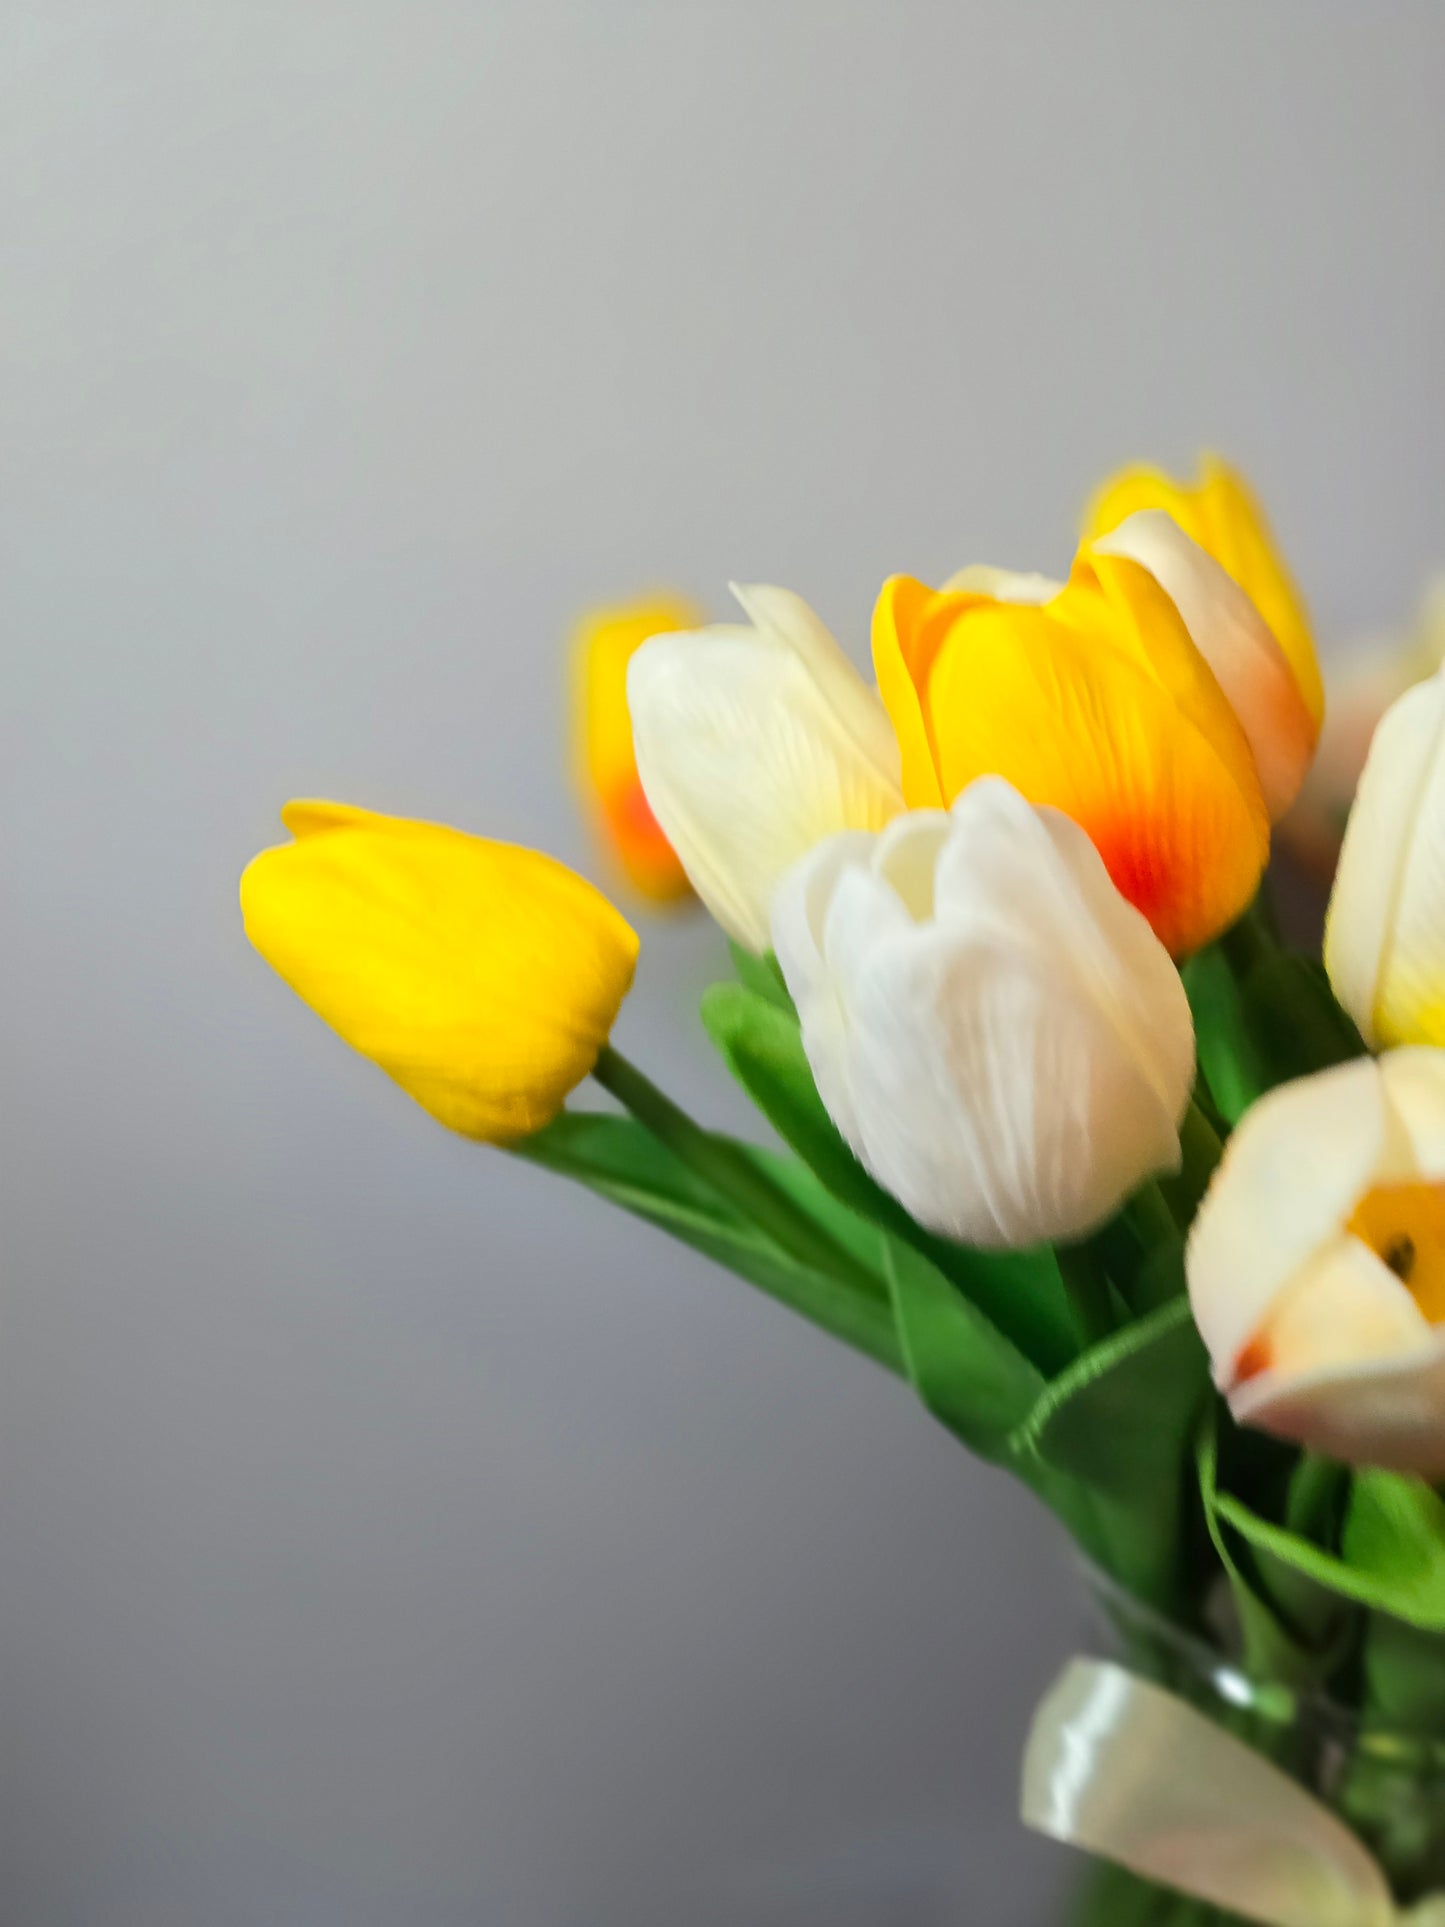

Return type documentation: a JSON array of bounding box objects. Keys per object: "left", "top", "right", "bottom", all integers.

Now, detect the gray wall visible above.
[{"left": 4, "top": 5, "right": 1444, "bottom": 1923}]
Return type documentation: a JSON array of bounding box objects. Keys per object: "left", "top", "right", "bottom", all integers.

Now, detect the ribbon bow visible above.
[{"left": 1022, "top": 1658, "right": 1445, "bottom": 1927}]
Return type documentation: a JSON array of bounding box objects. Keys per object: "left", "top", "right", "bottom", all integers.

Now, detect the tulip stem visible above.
[
  {"left": 590, "top": 1044, "right": 882, "bottom": 1296},
  {"left": 1219, "top": 889, "right": 1278, "bottom": 978},
  {"left": 1159, "top": 1098, "right": 1226, "bottom": 1226},
  {"left": 1055, "top": 1239, "right": 1117, "bottom": 1351}
]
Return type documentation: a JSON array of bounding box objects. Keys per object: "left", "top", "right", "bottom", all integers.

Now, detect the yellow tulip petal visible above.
[
  {"left": 871, "top": 574, "right": 946, "bottom": 809},
  {"left": 1084, "top": 453, "right": 1322, "bottom": 730},
  {"left": 1091, "top": 510, "right": 1316, "bottom": 820},
  {"left": 573, "top": 594, "right": 700, "bottom": 905},
  {"left": 242, "top": 802, "right": 638, "bottom": 1143}
]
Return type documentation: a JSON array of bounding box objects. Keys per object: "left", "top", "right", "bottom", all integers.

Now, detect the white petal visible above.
[
  {"left": 1186, "top": 1057, "right": 1389, "bottom": 1379},
  {"left": 843, "top": 921, "right": 1183, "bottom": 1246},
  {"left": 924, "top": 780, "right": 1194, "bottom": 1143},
  {"left": 1092, "top": 510, "right": 1314, "bottom": 821},
  {"left": 628, "top": 595, "right": 904, "bottom": 951},
  {"left": 1325, "top": 668, "right": 1445, "bottom": 1046},
  {"left": 938, "top": 563, "right": 1063, "bottom": 603},
  {"left": 1236, "top": 1345, "right": 1445, "bottom": 1474},
  {"left": 727, "top": 583, "right": 904, "bottom": 780},
  {"left": 1228, "top": 1231, "right": 1431, "bottom": 1388},
  {"left": 1378, "top": 1045, "right": 1445, "bottom": 1180},
  {"left": 770, "top": 829, "right": 880, "bottom": 1012}
]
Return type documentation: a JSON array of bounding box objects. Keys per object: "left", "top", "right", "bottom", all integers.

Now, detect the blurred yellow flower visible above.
[
  {"left": 872, "top": 547, "right": 1269, "bottom": 958},
  {"left": 573, "top": 595, "right": 700, "bottom": 905},
  {"left": 1083, "top": 453, "right": 1323, "bottom": 743},
  {"left": 241, "top": 801, "right": 638, "bottom": 1143}
]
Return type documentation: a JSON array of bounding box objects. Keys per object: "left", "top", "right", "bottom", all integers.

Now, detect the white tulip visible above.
[
  {"left": 626, "top": 584, "right": 904, "bottom": 952},
  {"left": 1325, "top": 663, "right": 1445, "bottom": 1050},
  {"left": 770, "top": 777, "right": 1196, "bottom": 1249},
  {"left": 1091, "top": 510, "right": 1317, "bottom": 822},
  {"left": 1187, "top": 1049, "right": 1445, "bottom": 1473}
]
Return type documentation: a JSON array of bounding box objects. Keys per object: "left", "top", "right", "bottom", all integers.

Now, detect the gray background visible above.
[{"left": 4, "top": 4, "right": 1444, "bottom": 1922}]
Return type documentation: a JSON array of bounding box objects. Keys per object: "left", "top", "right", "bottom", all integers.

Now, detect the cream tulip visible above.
[
  {"left": 1187, "top": 1050, "right": 1445, "bottom": 1472},
  {"left": 626, "top": 584, "right": 904, "bottom": 952},
  {"left": 1325, "top": 663, "right": 1445, "bottom": 1049},
  {"left": 770, "top": 777, "right": 1196, "bottom": 1249}
]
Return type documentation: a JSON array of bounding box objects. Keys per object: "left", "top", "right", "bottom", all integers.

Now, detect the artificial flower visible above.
[
  {"left": 628, "top": 583, "right": 904, "bottom": 952},
  {"left": 1283, "top": 577, "right": 1445, "bottom": 878},
  {"left": 1187, "top": 1049, "right": 1445, "bottom": 1472},
  {"left": 771, "top": 776, "right": 1196, "bottom": 1248},
  {"left": 1083, "top": 452, "right": 1323, "bottom": 747},
  {"left": 1325, "top": 662, "right": 1445, "bottom": 1050},
  {"left": 572, "top": 593, "right": 700, "bottom": 904},
  {"left": 241, "top": 800, "right": 638, "bottom": 1142},
  {"left": 1087, "top": 510, "right": 1317, "bottom": 822},
  {"left": 872, "top": 548, "right": 1269, "bottom": 957}
]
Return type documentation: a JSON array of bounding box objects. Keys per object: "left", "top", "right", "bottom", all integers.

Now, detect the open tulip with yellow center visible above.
[
  {"left": 628, "top": 583, "right": 904, "bottom": 952},
  {"left": 241, "top": 801, "right": 638, "bottom": 1142},
  {"left": 1083, "top": 454, "right": 1323, "bottom": 818},
  {"left": 771, "top": 776, "right": 1196, "bottom": 1248},
  {"left": 1188, "top": 1049, "right": 1445, "bottom": 1472},
  {"left": 872, "top": 545, "right": 1270, "bottom": 958},
  {"left": 1325, "top": 661, "right": 1445, "bottom": 1051},
  {"left": 572, "top": 593, "right": 700, "bottom": 905}
]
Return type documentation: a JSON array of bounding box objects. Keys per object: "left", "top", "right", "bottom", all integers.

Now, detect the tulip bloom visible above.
[
  {"left": 572, "top": 594, "right": 700, "bottom": 904},
  {"left": 771, "top": 777, "right": 1196, "bottom": 1249},
  {"left": 241, "top": 801, "right": 638, "bottom": 1142},
  {"left": 1325, "top": 664, "right": 1445, "bottom": 1049},
  {"left": 1083, "top": 453, "right": 1323, "bottom": 757},
  {"left": 628, "top": 583, "right": 904, "bottom": 952},
  {"left": 872, "top": 549, "right": 1269, "bottom": 958},
  {"left": 1188, "top": 1050, "right": 1445, "bottom": 1473}
]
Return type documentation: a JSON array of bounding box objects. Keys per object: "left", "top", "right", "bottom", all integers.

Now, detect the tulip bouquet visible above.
[{"left": 244, "top": 459, "right": 1445, "bottom": 1924}]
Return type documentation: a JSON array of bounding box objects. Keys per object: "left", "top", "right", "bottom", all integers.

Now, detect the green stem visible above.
[
  {"left": 590, "top": 1045, "right": 879, "bottom": 1293},
  {"left": 1055, "top": 1238, "right": 1117, "bottom": 1350},
  {"left": 1284, "top": 1451, "right": 1346, "bottom": 1545},
  {"left": 1161, "top": 1097, "right": 1226, "bottom": 1225},
  {"left": 1124, "top": 1177, "right": 1180, "bottom": 1246},
  {"left": 1218, "top": 889, "right": 1279, "bottom": 979}
]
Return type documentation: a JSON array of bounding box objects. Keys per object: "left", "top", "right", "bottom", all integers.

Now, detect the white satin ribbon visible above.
[{"left": 1022, "top": 1658, "right": 1445, "bottom": 1927}]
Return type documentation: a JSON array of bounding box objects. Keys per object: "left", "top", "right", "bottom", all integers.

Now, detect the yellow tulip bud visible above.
[
  {"left": 871, "top": 548, "right": 1269, "bottom": 958},
  {"left": 1083, "top": 454, "right": 1324, "bottom": 746},
  {"left": 240, "top": 801, "right": 639, "bottom": 1143},
  {"left": 572, "top": 594, "right": 700, "bottom": 905}
]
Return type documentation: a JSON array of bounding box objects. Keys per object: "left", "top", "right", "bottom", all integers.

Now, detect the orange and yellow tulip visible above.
[
  {"left": 872, "top": 546, "right": 1269, "bottom": 957},
  {"left": 573, "top": 595, "right": 700, "bottom": 905}
]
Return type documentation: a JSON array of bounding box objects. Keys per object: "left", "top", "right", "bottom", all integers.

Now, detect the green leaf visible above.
[
  {"left": 1184, "top": 945, "right": 1366, "bottom": 1126},
  {"left": 699, "top": 980, "right": 1077, "bottom": 1374},
  {"left": 882, "top": 1235, "right": 1044, "bottom": 1460},
  {"left": 513, "top": 1111, "right": 904, "bottom": 1374},
  {"left": 1197, "top": 1412, "right": 1323, "bottom": 1685},
  {"left": 1212, "top": 1466, "right": 1445, "bottom": 1633},
  {"left": 727, "top": 939, "right": 796, "bottom": 1015},
  {"left": 1010, "top": 1300, "right": 1210, "bottom": 1608}
]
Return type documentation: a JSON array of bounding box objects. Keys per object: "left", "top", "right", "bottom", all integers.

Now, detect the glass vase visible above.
[{"left": 1068, "top": 1567, "right": 1445, "bottom": 1926}]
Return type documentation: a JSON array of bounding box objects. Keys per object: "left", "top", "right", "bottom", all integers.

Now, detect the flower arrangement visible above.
[{"left": 242, "top": 458, "right": 1445, "bottom": 1923}]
